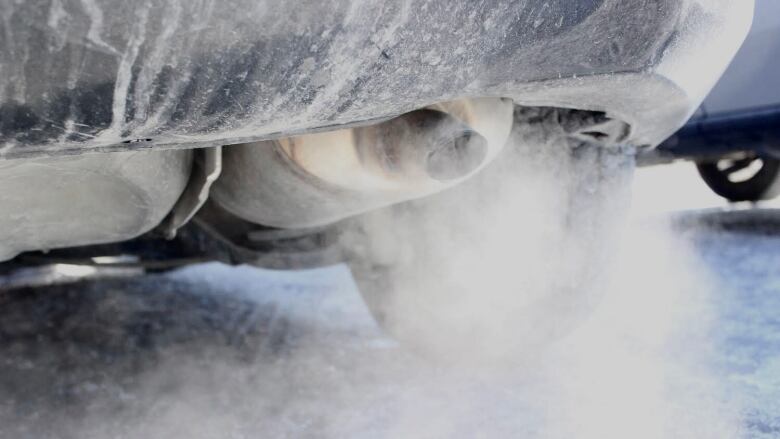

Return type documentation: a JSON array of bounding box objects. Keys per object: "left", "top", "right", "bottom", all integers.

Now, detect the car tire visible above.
[{"left": 696, "top": 155, "right": 780, "bottom": 202}]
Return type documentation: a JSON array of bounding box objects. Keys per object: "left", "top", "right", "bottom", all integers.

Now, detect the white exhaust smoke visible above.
[{"left": 0, "top": 109, "right": 745, "bottom": 438}]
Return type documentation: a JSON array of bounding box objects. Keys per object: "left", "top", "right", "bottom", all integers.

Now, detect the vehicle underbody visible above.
[
  {"left": 0, "top": 0, "right": 754, "bottom": 352},
  {"left": 0, "top": 0, "right": 750, "bottom": 263}
]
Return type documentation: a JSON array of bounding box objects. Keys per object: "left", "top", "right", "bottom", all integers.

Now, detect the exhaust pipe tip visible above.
[
  {"left": 371, "top": 109, "right": 490, "bottom": 182},
  {"left": 212, "top": 98, "right": 513, "bottom": 229}
]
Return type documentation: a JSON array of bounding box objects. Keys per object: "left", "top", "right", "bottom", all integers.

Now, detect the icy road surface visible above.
[{"left": 0, "top": 163, "right": 778, "bottom": 438}]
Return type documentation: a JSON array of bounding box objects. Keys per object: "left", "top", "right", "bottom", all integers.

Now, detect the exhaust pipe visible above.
[
  {"left": 211, "top": 98, "right": 513, "bottom": 229},
  {"left": 355, "top": 108, "right": 489, "bottom": 182}
]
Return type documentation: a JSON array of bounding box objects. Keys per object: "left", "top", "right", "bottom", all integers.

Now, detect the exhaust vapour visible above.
[{"left": 0, "top": 113, "right": 748, "bottom": 438}]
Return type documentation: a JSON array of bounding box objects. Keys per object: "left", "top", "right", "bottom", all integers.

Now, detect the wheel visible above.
[
  {"left": 342, "top": 107, "right": 635, "bottom": 363},
  {"left": 696, "top": 155, "right": 780, "bottom": 202}
]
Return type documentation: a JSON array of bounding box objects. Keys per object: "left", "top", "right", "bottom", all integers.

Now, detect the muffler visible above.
[{"left": 211, "top": 98, "right": 514, "bottom": 229}]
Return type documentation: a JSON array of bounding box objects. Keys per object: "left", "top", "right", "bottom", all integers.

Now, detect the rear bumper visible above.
[{"left": 0, "top": 0, "right": 752, "bottom": 159}]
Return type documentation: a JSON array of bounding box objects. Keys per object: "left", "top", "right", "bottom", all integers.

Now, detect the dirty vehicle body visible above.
[
  {"left": 646, "top": 0, "right": 780, "bottom": 202},
  {"left": 0, "top": 1, "right": 751, "bottom": 348}
]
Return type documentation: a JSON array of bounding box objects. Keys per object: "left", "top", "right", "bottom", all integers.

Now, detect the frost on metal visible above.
[{"left": 0, "top": 0, "right": 750, "bottom": 159}]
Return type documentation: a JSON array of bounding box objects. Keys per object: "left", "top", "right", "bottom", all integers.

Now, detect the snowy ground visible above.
[{"left": 0, "top": 162, "right": 778, "bottom": 438}]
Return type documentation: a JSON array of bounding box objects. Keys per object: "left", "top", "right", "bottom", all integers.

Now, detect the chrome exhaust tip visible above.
[
  {"left": 211, "top": 98, "right": 513, "bottom": 228},
  {"left": 359, "top": 109, "right": 489, "bottom": 182}
]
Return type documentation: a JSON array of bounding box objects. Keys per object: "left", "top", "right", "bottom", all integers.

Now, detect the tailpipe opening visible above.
[{"left": 360, "top": 109, "right": 489, "bottom": 182}]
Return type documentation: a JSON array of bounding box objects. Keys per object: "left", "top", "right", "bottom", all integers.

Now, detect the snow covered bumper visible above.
[{"left": 0, "top": 0, "right": 752, "bottom": 159}]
